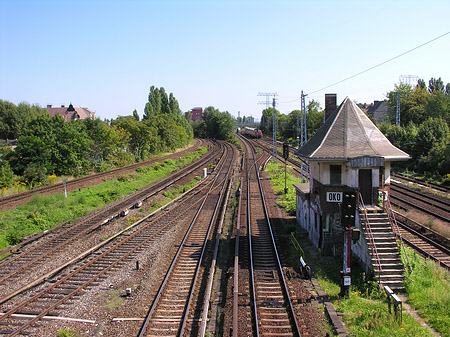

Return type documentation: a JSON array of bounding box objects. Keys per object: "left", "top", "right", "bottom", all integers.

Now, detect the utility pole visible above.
[
  {"left": 396, "top": 92, "right": 400, "bottom": 127},
  {"left": 273, "top": 97, "right": 277, "bottom": 163},
  {"left": 300, "top": 91, "right": 308, "bottom": 180},
  {"left": 301, "top": 90, "right": 307, "bottom": 146},
  {"left": 258, "top": 92, "right": 277, "bottom": 134},
  {"left": 400, "top": 75, "right": 419, "bottom": 86},
  {"left": 296, "top": 106, "right": 299, "bottom": 149},
  {"left": 237, "top": 111, "right": 240, "bottom": 133}
]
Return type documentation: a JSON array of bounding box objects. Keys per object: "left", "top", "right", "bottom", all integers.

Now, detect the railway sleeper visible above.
[
  {"left": 38, "top": 293, "right": 66, "bottom": 300},
  {"left": 258, "top": 300, "right": 285, "bottom": 308}
]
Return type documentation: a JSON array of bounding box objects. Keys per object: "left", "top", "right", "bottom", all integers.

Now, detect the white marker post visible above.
[{"left": 63, "top": 179, "right": 67, "bottom": 198}]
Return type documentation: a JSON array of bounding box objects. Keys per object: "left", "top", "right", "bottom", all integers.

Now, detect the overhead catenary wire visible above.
[
  {"left": 280, "top": 31, "right": 450, "bottom": 102},
  {"left": 309, "top": 31, "right": 450, "bottom": 95}
]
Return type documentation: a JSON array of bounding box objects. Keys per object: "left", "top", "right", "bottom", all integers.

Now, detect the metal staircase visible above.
[{"left": 358, "top": 193, "right": 406, "bottom": 291}]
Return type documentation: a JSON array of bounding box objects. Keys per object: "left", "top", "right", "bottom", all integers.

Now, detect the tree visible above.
[
  {"left": 0, "top": 100, "right": 47, "bottom": 139},
  {"left": 9, "top": 135, "right": 52, "bottom": 175},
  {"left": 196, "top": 106, "right": 234, "bottom": 141},
  {"left": 306, "top": 99, "right": 324, "bottom": 138},
  {"left": 259, "top": 108, "right": 280, "bottom": 135},
  {"left": 386, "top": 83, "right": 427, "bottom": 126},
  {"left": 425, "top": 90, "right": 450, "bottom": 122},
  {"left": 23, "top": 162, "right": 49, "bottom": 186},
  {"left": 150, "top": 114, "right": 189, "bottom": 151},
  {"left": 143, "top": 85, "right": 161, "bottom": 119},
  {"left": 132, "top": 109, "right": 139, "bottom": 121},
  {"left": 0, "top": 100, "right": 19, "bottom": 139},
  {"left": 51, "top": 120, "right": 93, "bottom": 176},
  {"left": 115, "top": 116, "right": 160, "bottom": 161},
  {"left": 160, "top": 87, "right": 170, "bottom": 114},
  {"left": 0, "top": 161, "right": 14, "bottom": 188},
  {"left": 83, "top": 118, "right": 124, "bottom": 166},
  {"left": 169, "top": 93, "right": 181, "bottom": 115},
  {"left": 143, "top": 86, "right": 183, "bottom": 119},
  {"left": 417, "top": 78, "right": 426, "bottom": 89},
  {"left": 428, "top": 77, "right": 445, "bottom": 93}
]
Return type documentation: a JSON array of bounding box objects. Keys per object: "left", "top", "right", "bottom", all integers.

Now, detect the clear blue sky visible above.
[{"left": 1, "top": 0, "right": 449, "bottom": 121}]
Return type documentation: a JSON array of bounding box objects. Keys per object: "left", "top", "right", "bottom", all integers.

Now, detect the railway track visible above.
[
  {"left": 393, "top": 172, "right": 450, "bottom": 195},
  {"left": 137, "top": 141, "right": 235, "bottom": 336},
  {"left": 0, "top": 139, "right": 204, "bottom": 210},
  {"left": 0, "top": 141, "right": 216, "bottom": 305},
  {"left": 236, "top": 135, "right": 302, "bottom": 336},
  {"left": 0, "top": 141, "right": 228, "bottom": 336},
  {"left": 393, "top": 211, "right": 450, "bottom": 270},
  {"left": 390, "top": 181, "right": 450, "bottom": 223},
  {"left": 246, "top": 136, "right": 308, "bottom": 178}
]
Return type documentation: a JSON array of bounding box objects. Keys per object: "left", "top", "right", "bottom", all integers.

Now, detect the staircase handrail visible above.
[
  {"left": 357, "top": 192, "right": 382, "bottom": 282},
  {"left": 382, "top": 189, "right": 412, "bottom": 272}
]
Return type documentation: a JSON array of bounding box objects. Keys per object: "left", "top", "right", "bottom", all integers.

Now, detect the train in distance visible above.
[{"left": 240, "top": 126, "right": 262, "bottom": 138}]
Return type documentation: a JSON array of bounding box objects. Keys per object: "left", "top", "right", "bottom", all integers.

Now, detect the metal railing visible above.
[
  {"left": 357, "top": 192, "right": 382, "bottom": 283},
  {"left": 381, "top": 189, "right": 411, "bottom": 272}
]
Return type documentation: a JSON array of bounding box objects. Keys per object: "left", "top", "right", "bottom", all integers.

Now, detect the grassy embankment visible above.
[
  {"left": 0, "top": 146, "right": 207, "bottom": 254},
  {"left": 395, "top": 168, "right": 450, "bottom": 187},
  {"left": 265, "top": 162, "right": 449, "bottom": 337}
]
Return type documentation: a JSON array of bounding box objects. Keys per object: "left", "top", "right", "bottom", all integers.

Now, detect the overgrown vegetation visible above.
[
  {"left": 0, "top": 147, "right": 207, "bottom": 252},
  {"left": 401, "top": 247, "right": 450, "bottom": 336},
  {"left": 264, "top": 161, "right": 304, "bottom": 215},
  {"left": 103, "top": 289, "right": 125, "bottom": 311},
  {"left": 192, "top": 106, "right": 237, "bottom": 143},
  {"left": 0, "top": 85, "right": 193, "bottom": 188},
  {"left": 297, "top": 236, "right": 436, "bottom": 336},
  {"left": 380, "top": 78, "right": 450, "bottom": 180},
  {"left": 56, "top": 328, "right": 81, "bottom": 337}
]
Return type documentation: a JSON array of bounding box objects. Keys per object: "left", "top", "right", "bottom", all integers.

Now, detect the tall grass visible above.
[
  {"left": 263, "top": 162, "right": 302, "bottom": 215},
  {"left": 401, "top": 247, "right": 450, "bottom": 336},
  {"left": 335, "top": 295, "right": 434, "bottom": 337},
  {"left": 295, "top": 235, "right": 435, "bottom": 337},
  {"left": 0, "top": 147, "right": 207, "bottom": 252}
]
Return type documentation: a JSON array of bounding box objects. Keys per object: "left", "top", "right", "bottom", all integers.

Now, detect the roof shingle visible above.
[{"left": 296, "top": 97, "right": 410, "bottom": 161}]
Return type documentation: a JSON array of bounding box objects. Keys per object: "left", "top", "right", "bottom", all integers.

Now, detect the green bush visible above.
[
  {"left": 95, "top": 160, "right": 113, "bottom": 173},
  {"left": 23, "top": 162, "right": 49, "bottom": 186},
  {"left": 0, "top": 161, "right": 14, "bottom": 188}
]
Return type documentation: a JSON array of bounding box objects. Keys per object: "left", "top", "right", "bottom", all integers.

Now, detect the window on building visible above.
[{"left": 330, "top": 165, "right": 341, "bottom": 185}]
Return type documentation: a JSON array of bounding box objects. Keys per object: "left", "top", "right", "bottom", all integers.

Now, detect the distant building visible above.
[
  {"left": 365, "top": 100, "right": 388, "bottom": 124},
  {"left": 190, "top": 107, "right": 203, "bottom": 121},
  {"left": 246, "top": 116, "right": 255, "bottom": 125},
  {"left": 45, "top": 103, "right": 95, "bottom": 121}
]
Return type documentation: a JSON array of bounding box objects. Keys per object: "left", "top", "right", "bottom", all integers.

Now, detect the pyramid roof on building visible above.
[{"left": 296, "top": 97, "right": 410, "bottom": 162}]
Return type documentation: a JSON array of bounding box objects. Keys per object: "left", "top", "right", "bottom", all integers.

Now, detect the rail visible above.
[
  {"left": 382, "top": 189, "right": 411, "bottom": 272},
  {"left": 0, "top": 141, "right": 222, "bottom": 335},
  {"left": 357, "top": 192, "right": 382, "bottom": 283},
  {"left": 249, "top": 137, "right": 302, "bottom": 337},
  {"left": 246, "top": 141, "right": 259, "bottom": 337},
  {"left": 137, "top": 142, "right": 233, "bottom": 336},
  {"left": 232, "top": 181, "right": 242, "bottom": 337},
  {"left": 0, "top": 142, "right": 218, "bottom": 302}
]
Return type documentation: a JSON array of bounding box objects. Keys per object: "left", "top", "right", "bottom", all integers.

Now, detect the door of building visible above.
[{"left": 359, "top": 169, "right": 372, "bottom": 205}]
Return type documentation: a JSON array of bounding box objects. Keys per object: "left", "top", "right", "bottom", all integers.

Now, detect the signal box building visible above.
[{"left": 294, "top": 98, "right": 409, "bottom": 287}]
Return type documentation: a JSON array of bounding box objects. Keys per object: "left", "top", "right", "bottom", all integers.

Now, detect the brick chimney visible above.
[{"left": 324, "top": 94, "right": 337, "bottom": 123}]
